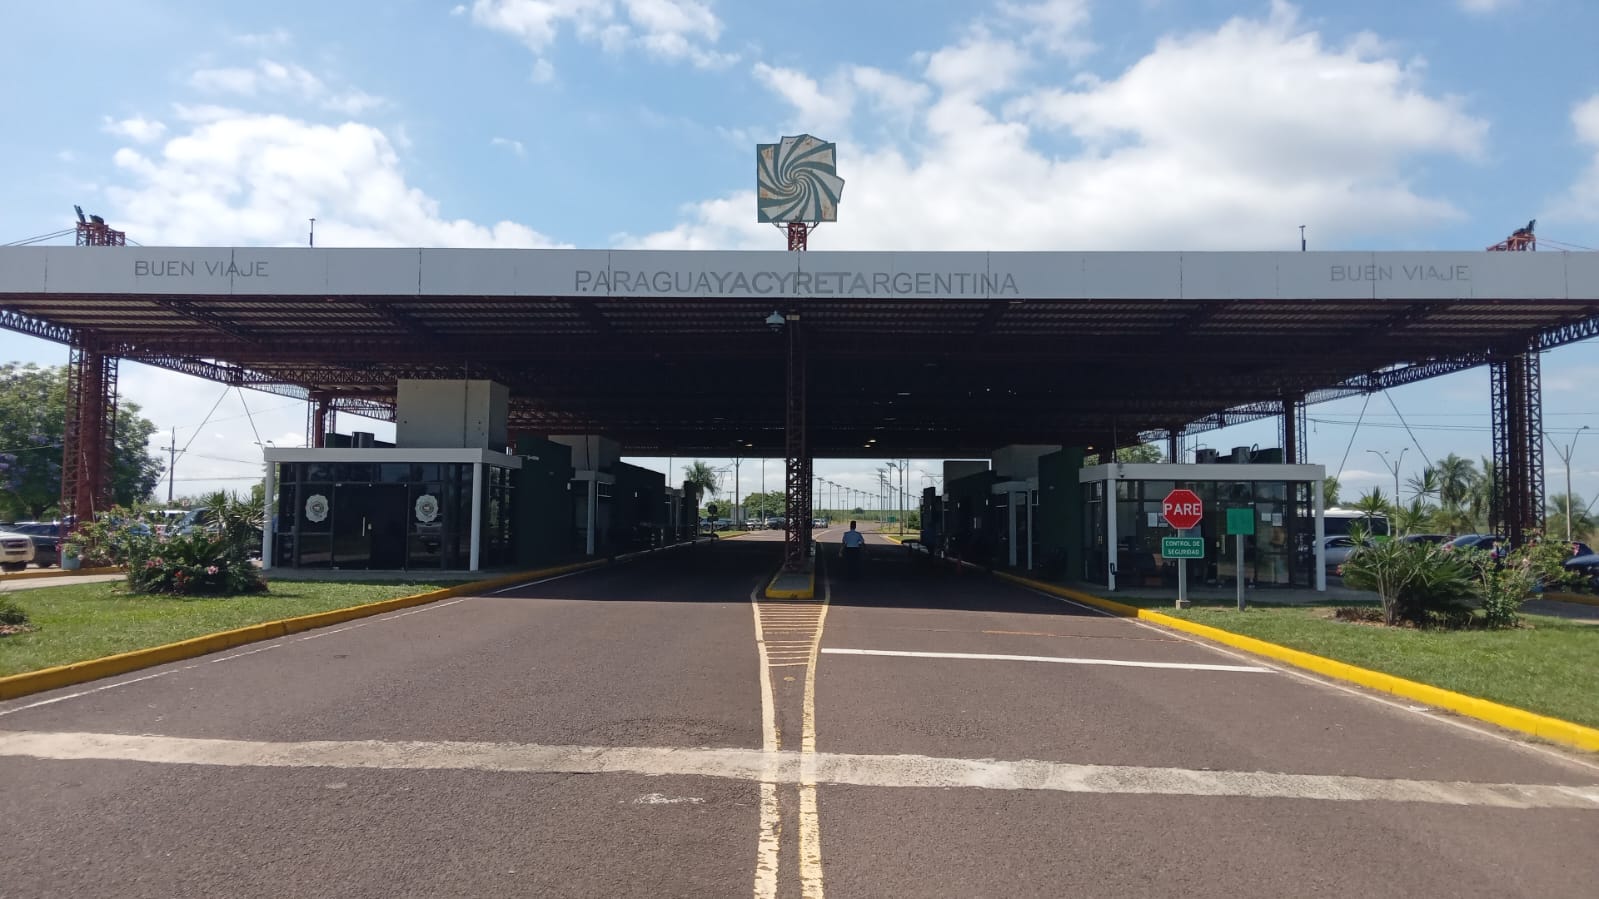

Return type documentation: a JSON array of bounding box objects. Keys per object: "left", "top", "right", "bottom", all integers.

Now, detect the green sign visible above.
[
  {"left": 1226, "top": 507, "right": 1255, "bottom": 536},
  {"left": 1161, "top": 537, "right": 1205, "bottom": 559}
]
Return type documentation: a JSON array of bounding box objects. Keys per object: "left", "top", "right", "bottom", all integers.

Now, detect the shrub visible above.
[
  {"left": 1460, "top": 546, "right": 1539, "bottom": 629},
  {"left": 0, "top": 598, "right": 28, "bottom": 626},
  {"left": 1340, "top": 538, "right": 1479, "bottom": 627},
  {"left": 126, "top": 530, "right": 265, "bottom": 597}
]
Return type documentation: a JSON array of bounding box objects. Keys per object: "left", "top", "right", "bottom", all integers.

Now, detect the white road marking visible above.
[
  {"left": 633, "top": 793, "right": 705, "bottom": 805},
  {"left": 1017, "top": 585, "right": 1599, "bottom": 775},
  {"left": 4, "top": 729, "right": 1595, "bottom": 811},
  {"left": 821, "top": 647, "right": 1270, "bottom": 673},
  {"left": 0, "top": 569, "right": 610, "bottom": 718},
  {"left": 749, "top": 582, "right": 781, "bottom": 899}
]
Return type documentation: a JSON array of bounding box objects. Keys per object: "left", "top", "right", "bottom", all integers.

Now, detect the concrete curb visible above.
[
  {"left": 1541, "top": 591, "right": 1599, "bottom": 608},
  {"left": 764, "top": 565, "right": 816, "bottom": 600},
  {"left": 995, "top": 571, "right": 1599, "bottom": 754},
  {"left": 0, "top": 559, "right": 606, "bottom": 702},
  {"left": 0, "top": 566, "right": 123, "bottom": 583}
]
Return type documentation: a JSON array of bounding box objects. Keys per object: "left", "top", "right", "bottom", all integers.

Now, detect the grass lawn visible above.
[
  {"left": 1119, "top": 596, "right": 1599, "bottom": 730},
  {"left": 0, "top": 579, "right": 446, "bottom": 678}
]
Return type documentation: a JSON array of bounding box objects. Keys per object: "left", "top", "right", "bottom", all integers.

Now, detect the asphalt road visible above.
[{"left": 2, "top": 538, "right": 1597, "bottom": 898}]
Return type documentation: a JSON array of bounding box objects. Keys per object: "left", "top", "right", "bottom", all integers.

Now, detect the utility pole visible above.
[
  {"left": 164, "top": 426, "right": 177, "bottom": 504},
  {"left": 1549, "top": 426, "right": 1590, "bottom": 542}
]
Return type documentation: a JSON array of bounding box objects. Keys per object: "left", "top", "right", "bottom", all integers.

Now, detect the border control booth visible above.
[
  {"left": 1080, "top": 458, "right": 1327, "bottom": 592},
  {"left": 261, "top": 379, "right": 689, "bottom": 573}
]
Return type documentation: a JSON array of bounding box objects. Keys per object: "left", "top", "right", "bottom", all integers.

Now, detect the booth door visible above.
[{"left": 333, "top": 483, "right": 409, "bottom": 569}]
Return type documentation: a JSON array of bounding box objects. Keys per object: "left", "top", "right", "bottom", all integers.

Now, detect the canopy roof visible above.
[{"left": 2, "top": 247, "right": 1596, "bottom": 455}]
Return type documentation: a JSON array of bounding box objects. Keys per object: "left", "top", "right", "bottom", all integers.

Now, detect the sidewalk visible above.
[{"left": 0, "top": 573, "right": 125, "bottom": 593}]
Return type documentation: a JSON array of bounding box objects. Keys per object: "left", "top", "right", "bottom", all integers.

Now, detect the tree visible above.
[
  {"left": 1433, "top": 453, "right": 1477, "bottom": 511},
  {"left": 1352, "top": 487, "right": 1391, "bottom": 521},
  {"left": 682, "top": 459, "right": 719, "bottom": 508},
  {"left": 0, "top": 363, "right": 163, "bottom": 520},
  {"left": 1323, "top": 476, "right": 1341, "bottom": 508},
  {"left": 1544, "top": 493, "right": 1596, "bottom": 544},
  {"left": 741, "top": 490, "right": 784, "bottom": 519},
  {"left": 1115, "top": 444, "right": 1165, "bottom": 464},
  {"left": 1406, "top": 467, "right": 1441, "bottom": 507}
]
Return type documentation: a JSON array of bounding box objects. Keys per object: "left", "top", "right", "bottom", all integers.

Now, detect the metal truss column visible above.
[
  {"left": 60, "top": 344, "right": 118, "bottom": 532},
  {"left": 1281, "top": 396, "right": 1305, "bottom": 466},
  {"left": 1490, "top": 346, "right": 1544, "bottom": 546},
  {"left": 1166, "top": 428, "right": 1180, "bottom": 464},
  {"left": 308, "top": 392, "right": 330, "bottom": 448},
  {"left": 783, "top": 314, "right": 812, "bottom": 571}
]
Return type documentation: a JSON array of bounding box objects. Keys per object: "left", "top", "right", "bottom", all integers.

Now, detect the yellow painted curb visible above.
[
  {"left": 764, "top": 565, "right": 816, "bottom": 600},
  {"left": 0, "top": 559, "right": 606, "bottom": 702},
  {"left": 994, "top": 571, "right": 1599, "bottom": 755},
  {"left": 1541, "top": 591, "right": 1599, "bottom": 608},
  {"left": 878, "top": 532, "right": 905, "bottom": 545},
  {"left": 0, "top": 566, "right": 124, "bottom": 582}
]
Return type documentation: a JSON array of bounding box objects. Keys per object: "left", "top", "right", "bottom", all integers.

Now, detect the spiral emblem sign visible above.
[{"left": 756, "top": 134, "right": 844, "bottom": 223}]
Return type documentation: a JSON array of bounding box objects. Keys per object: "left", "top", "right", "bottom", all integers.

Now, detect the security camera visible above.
[{"left": 765, "top": 311, "right": 785, "bottom": 332}]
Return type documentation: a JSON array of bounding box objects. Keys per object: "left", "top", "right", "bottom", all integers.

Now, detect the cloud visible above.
[
  {"left": 1000, "top": 0, "right": 1093, "bottom": 59},
  {"left": 106, "top": 112, "right": 565, "bottom": 248},
  {"left": 189, "top": 59, "right": 385, "bottom": 114},
  {"left": 491, "top": 136, "right": 527, "bottom": 156},
  {"left": 230, "top": 28, "right": 293, "bottom": 48},
  {"left": 101, "top": 115, "right": 168, "bottom": 144},
  {"left": 1551, "top": 94, "right": 1599, "bottom": 222},
  {"left": 619, "top": 3, "right": 1488, "bottom": 252},
  {"left": 466, "top": 0, "right": 735, "bottom": 71},
  {"left": 1457, "top": 0, "right": 1515, "bottom": 13}
]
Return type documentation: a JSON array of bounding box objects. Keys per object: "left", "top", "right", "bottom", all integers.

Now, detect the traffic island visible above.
[{"left": 765, "top": 565, "right": 815, "bottom": 600}]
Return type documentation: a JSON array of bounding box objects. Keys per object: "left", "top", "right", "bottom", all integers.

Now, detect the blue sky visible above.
[{"left": 1, "top": 0, "right": 1596, "bottom": 511}]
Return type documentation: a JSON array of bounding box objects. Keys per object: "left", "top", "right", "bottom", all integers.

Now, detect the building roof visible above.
[{"left": 3, "top": 247, "right": 1596, "bottom": 456}]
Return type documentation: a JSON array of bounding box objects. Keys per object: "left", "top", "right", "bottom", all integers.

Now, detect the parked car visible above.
[
  {"left": 1398, "top": 533, "right": 1453, "bottom": 546},
  {"left": 1562, "top": 552, "right": 1599, "bottom": 592},
  {"left": 764, "top": 516, "right": 784, "bottom": 530},
  {"left": 1318, "top": 535, "right": 1371, "bottom": 573},
  {"left": 8, "top": 522, "right": 62, "bottom": 567},
  {"left": 0, "top": 529, "right": 37, "bottom": 573},
  {"left": 1443, "top": 534, "right": 1507, "bottom": 559}
]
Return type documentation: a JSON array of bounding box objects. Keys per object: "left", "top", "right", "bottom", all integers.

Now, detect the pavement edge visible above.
[
  {"left": 995, "top": 571, "right": 1599, "bottom": 754},
  {"left": 0, "top": 559, "right": 606, "bottom": 702},
  {"left": 1543, "top": 591, "right": 1599, "bottom": 608}
]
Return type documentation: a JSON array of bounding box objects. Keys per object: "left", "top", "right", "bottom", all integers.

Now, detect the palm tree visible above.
[
  {"left": 1392, "top": 498, "right": 1432, "bottom": 536},
  {"left": 1467, "top": 458, "right": 1496, "bottom": 531},
  {"left": 1406, "top": 467, "right": 1441, "bottom": 507},
  {"left": 1434, "top": 453, "right": 1476, "bottom": 511},
  {"left": 682, "top": 460, "right": 720, "bottom": 509},
  {"left": 1545, "top": 493, "right": 1597, "bottom": 543},
  {"left": 1353, "top": 487, "right": 1391, "bottom": 522}
]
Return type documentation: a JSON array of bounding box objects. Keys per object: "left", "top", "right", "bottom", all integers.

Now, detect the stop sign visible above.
[{"left": 1162, "top": 489, "right": 1204, "bottom": 530}]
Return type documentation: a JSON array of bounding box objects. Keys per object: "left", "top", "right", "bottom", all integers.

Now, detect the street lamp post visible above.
[
  {"left": 1550, "top": 425, "right": 1590, "bottom": 543},
  {"left": 1367, "top": 448, "right": 1407, "bottom": 508}
]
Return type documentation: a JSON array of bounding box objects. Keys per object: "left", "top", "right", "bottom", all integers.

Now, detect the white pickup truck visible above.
[{"left": 0, "top": 530, "right": 37, "bottom": 573}]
